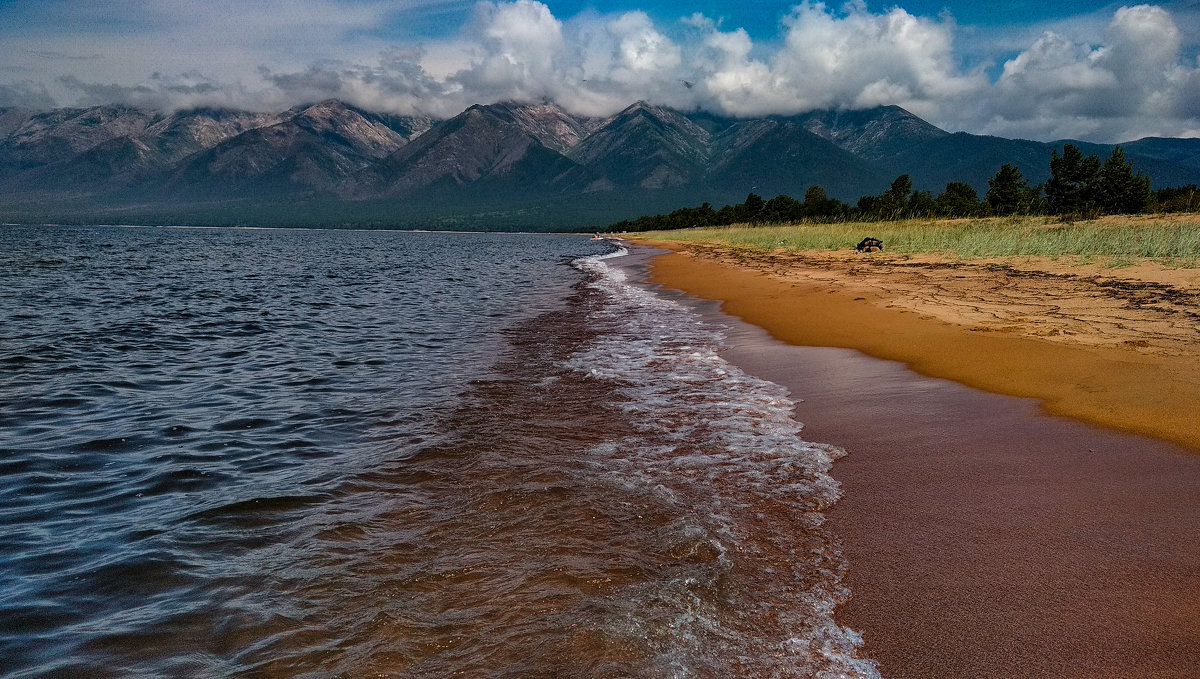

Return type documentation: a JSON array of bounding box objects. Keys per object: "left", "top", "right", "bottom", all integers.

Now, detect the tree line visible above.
[{"left": 607, "top": 144, "right": 1200, "bottom": 232}]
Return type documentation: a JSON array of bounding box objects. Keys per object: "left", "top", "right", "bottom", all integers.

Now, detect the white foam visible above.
[{"left": 569, "top": 250, "right": 880, "bottom": 677}]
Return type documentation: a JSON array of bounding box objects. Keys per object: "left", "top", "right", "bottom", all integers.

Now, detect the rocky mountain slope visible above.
[
  {"left": 344, "top": 103, "right": 590, "bottom": 199},
  {"left": 163, "top": 100, "right": 429, "bottom": 198},
  {"left": 570, "top": 102, "right": 711, "bottom": 190},
  {"left": 2, "top": 99, "right": 1198, "bottom": 228}
]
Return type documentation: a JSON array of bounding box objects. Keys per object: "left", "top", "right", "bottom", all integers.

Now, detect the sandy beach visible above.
[
  {"left": 633, "top": 241, "right": 1200, "bottom": 678},
  {"left": 645, "top": 242, "right": 1200, "bottom": 451}
]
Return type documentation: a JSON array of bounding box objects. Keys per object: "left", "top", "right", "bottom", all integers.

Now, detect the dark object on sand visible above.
[{"left": 856, "top": 237, "right": 884, "bottom": 253}]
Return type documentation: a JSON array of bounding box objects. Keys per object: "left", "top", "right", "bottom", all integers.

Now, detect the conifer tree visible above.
[
  {"left": 763, "top": 194, "right": 802, "bottom": 222},
  {"left": 740, "top": 192, "right": 765, "bottom": 222},
  {"left": 803, "top": 185, "right": 834, "bottom": 217},
  {"left": 908, "top": 190, "right": 937, "bottom": 217},
  {"left": 936, "top": 182, "right": 984, "bottom": 217},
  {"left": 872, "top": 174, "right": 913, "bottom": 218},
  {"left": 1098, "top": 146, "right": 1152, "bottom": 214},
  {"left": 986, "top": 164, "right": 1036, "bottom": 215},
  {"left": 1046, "top": 144, "right": 1101, "bottom": 215}
]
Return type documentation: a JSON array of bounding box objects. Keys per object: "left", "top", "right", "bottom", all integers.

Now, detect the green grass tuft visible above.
[{"left": 632, "top": 215, "right": 1200, "bottom": 264}]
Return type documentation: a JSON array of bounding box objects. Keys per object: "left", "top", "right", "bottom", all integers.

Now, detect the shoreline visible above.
[
  {"left": 626, "top": 242, "right": 1200, "bottom": 678},
  {"left": 637, "top": 241, "right": 1200, "bottom": 452}
]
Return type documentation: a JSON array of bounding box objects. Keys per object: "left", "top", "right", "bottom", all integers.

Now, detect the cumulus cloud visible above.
[
  {"left": 259, "top": 48, "right": 453, "bottom": 115},
  {"left": 979, "top": 3, "right": 1200, "bottom": 140},
  {"left": 4, "top": 1, "right": 1200, "bottom": 141},
  {"left": 690, "top": 1, "right": 984, "bottom": 117},
  {"left": 451, "top": 0, "right": 566, "bottom": 103},
  {"left": 552, "top": 10, "right": 693, "bottom": 114}
]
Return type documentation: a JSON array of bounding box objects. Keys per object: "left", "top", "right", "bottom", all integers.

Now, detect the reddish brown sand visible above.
[{"left": 633, "top": 245, "right": 1200, "bottom": 679}]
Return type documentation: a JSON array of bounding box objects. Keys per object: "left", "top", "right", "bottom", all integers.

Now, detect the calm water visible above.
[{"left": 0, "top": 226, "right": 878, "bottom": 678}]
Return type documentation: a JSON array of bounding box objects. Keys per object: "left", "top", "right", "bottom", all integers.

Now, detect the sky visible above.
[{"left": 3, "top": 1, "right": 1200, "bottom": 141}]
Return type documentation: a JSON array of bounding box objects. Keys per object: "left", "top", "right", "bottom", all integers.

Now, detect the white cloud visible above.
[
  {"left": 974, "top": 3, "right": 1200, "bottom": 140},
  {"left": 258, "top": 47, "right": 454, "bottom": 115},
  {"left": 4, "top": 1, "right": 1200, "bottom": 141},
  {"left": 454, "top": 0, "right": 565, "bottom": 101},
  {"left": 608, "top": 12, "right": 682, "bottom": 79},
  {"left": 58, "top": 72, "right": 245, "bottom": 110},
  {"left": 550, "top": 10, "right": 692, "bottom": 115},
  {"left": 688, "top": 1, "right": 984, "bottom": 117},
  {"left": 0, "top": 80, "right": 58, "bottom": 109}
]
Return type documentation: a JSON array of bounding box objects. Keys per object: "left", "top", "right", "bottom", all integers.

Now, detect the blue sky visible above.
[
  {"left": 377, "top": 1, "right": 1130, "bottom": 37},
  {"left": 427, "top": 1, "right": 1119, "bottom": 32},
  {"left": 3, "top": 1, "right": 1200, "bottom": 141}
]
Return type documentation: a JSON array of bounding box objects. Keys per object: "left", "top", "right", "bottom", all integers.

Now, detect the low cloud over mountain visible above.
[
  {"left": 5, "top": 2, "right": 1200, "bottom": 143},
  {"left": 4, "top": 98, "right": 1200, "bottom": 229}
]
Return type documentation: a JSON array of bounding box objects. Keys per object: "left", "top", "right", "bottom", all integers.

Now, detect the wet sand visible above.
[
  {"left": 632, "top": 243, "right": 1200, "bottom": 678},
  {"left": 644, "top": 243, "right": 1200, "bottom": 451}
]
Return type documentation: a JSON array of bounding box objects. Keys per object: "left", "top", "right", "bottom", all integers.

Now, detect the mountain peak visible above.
[
  {"left": 572, "top": 101, "right": 712, "bottom": 189},
  {"left": 470, "top": 101, "right": 596, "bottom": 154},
  {"left": 293, "top": 99, "right": 370, "bottom": 122},
  {"left": 6, "top": 99, "right": 1200, "bottom": 228},
  {"left": 618, "top": 100, "right": 664, "bottom": 117},
  {"left": 797, "top": 105, "right": 948, "bottom": 160},
  {"left": 300, "top": 98, "right": 349, "bottom": 112}
]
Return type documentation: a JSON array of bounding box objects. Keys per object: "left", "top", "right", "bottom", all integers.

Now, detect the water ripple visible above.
[{"left": 0, "top": 225, "right": 605, "bottom": 677}]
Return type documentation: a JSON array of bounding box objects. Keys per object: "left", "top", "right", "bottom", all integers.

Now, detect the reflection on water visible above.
[{"left": 0, "top": 226, "right": 876, "bottom": 677}]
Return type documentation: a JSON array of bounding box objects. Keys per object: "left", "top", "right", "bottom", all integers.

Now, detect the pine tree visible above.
[
  {"left": 1046, "top": 144, "right": 1101, "bottom": 215},
  {"left": 908, "top": 190, "right": 937, "bottom": 217},
  {"left": 936, "top": 182, "right": 983, "bottom": 217},
  {"left": 986, "top": 164, "right": 1036, "bottom": 215},
  {"left": 874, "top": 175, "right": 913, "bottom": 218},
  {"left": 740, "top": 192, "right": 765, "bottom": 222},
  {"left": 1098, "top": 146, "right": 1151, "bottom": 214},
  {"left": 802, "top": 185, "right": 841, "bottom": 218},
  {"left": 763, "top": 194, "right": 802, "bottom": 223}
]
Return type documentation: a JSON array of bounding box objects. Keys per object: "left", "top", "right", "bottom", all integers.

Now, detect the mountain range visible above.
[{"left": 3, "top": 99, "right": 1200, "bottom": 230}]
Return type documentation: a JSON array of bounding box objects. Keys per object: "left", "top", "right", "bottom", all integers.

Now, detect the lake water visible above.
[{"left": 0, "top": 226, "right": 878, "bottom": 678}]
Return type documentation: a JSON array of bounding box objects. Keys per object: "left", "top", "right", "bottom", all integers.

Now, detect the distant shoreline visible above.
[{"left": 0, "top": 222, "right": 596, "bottom": 236}]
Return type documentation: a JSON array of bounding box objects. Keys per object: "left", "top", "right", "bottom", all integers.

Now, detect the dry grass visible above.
[{"left": 630, "top": 214, "right": 1200, "bottom": 266}]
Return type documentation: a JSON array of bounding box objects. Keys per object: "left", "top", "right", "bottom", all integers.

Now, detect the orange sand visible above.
[
  {"left": 639, "top": 242, "right": 1200, "bottom": 452},
  {"left": 625, "top": 241, "right": 1200, "bottom": 678}
]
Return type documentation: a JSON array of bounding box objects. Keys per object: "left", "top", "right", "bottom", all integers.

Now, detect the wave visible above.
[{"left": 568, "top": 247, "right": 880, "bottom": 678}]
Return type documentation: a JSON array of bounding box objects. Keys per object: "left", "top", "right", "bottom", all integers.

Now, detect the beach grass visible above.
[{"left": 631, "top": 214, "right": 1200, "bottom": 265}]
